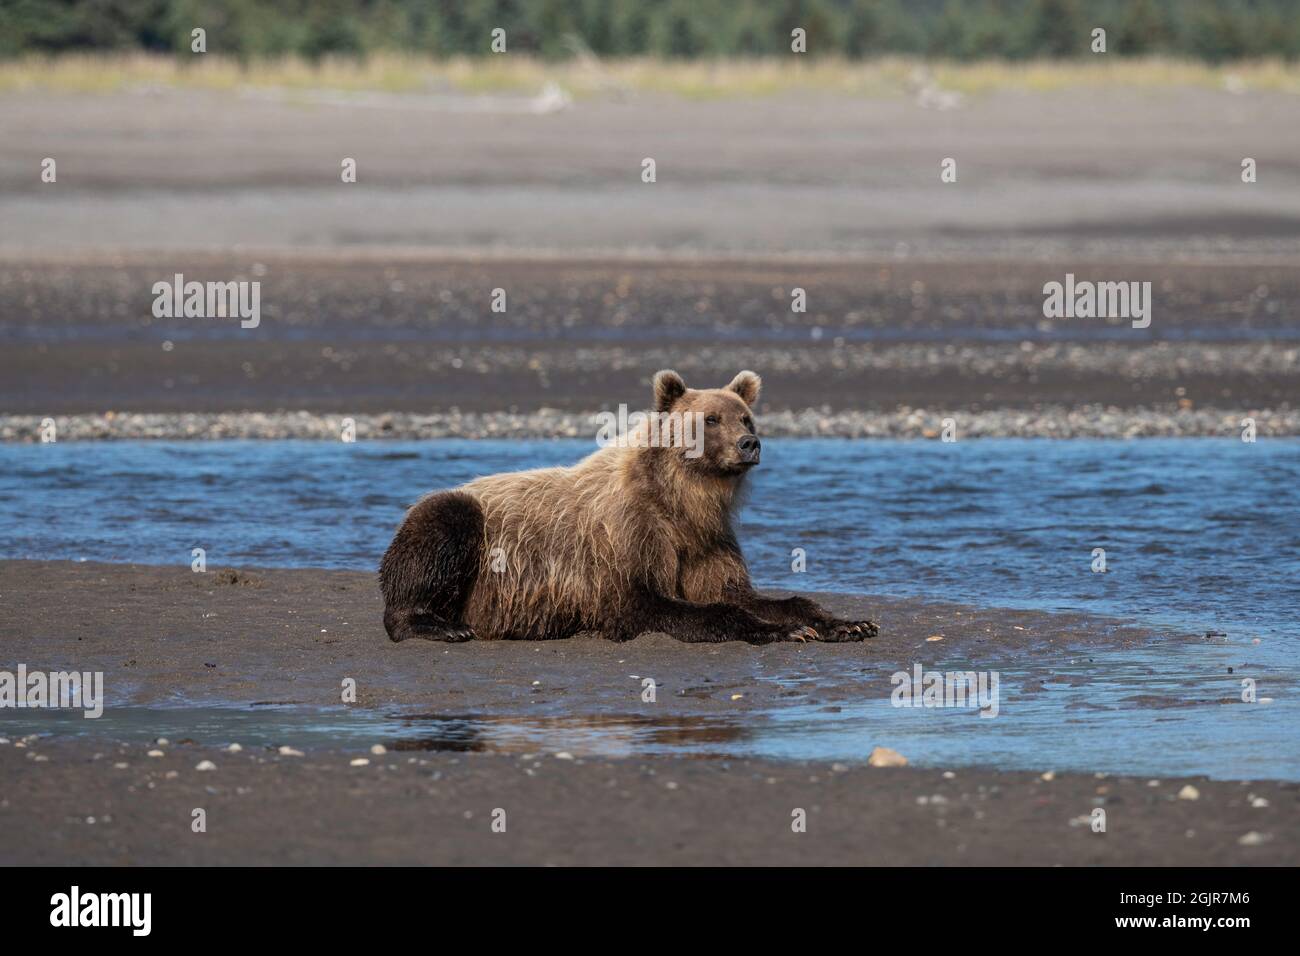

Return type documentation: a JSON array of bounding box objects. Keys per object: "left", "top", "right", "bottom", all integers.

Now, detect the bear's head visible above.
[{"left": 652, "top": 369, "right": 762, "bottom": 478}]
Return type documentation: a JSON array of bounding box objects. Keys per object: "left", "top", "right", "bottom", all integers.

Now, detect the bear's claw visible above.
[
  {"left": 762, "top": 625, "right": 819, "bottom": 643},
  {"left": 819, "top": 620, "right": 879, "bottom": 642}
]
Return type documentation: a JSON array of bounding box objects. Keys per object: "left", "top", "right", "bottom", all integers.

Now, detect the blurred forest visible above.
[{"left": 2, "top": 0, "right": 1298, "bottom": 63}]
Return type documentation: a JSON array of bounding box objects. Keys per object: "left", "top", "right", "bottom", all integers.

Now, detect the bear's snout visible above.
[{"left": 736, "top": 434, "right": 761, "bottom": 464}]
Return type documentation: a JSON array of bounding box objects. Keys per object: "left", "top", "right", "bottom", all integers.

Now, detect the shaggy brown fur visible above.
[{"left": 379, "top": 370, "right": 878, "bottom": 644}]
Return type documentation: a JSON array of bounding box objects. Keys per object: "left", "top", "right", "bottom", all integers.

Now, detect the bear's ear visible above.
[
  {"left": 726, "top": 370, "right": 761, "bottom": 407},
  {"left": 653, "top": 369, "right": 687, "bottom": 411}
]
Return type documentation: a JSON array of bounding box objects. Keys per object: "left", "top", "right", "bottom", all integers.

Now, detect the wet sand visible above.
[
  {"left": 3, "top": 738, "right": 1295, "bottom": 866},
  {"left": 0, "top": 559, "right": 1174, "bottom": 714},
  {"left": 2, "top": 560, "right": 1295, "bottom": 865}
]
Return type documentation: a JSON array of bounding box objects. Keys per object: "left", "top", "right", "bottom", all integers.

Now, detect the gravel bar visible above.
[{"left": 3, "top": 406, "right": 1295, "bottom": 442}]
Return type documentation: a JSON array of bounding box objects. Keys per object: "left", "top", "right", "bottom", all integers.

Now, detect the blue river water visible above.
[{"left": 2, "top": 438, "right": 1297, "bottom": 779}]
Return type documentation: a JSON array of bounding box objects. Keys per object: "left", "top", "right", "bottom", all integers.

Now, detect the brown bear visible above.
[{"left": 379, "top": 370, "right": 878, "bottom": 644}]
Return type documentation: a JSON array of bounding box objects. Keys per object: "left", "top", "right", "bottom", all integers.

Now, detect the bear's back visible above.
[{"left": 460, "top": 445, "right": 674, "bottom": 637}]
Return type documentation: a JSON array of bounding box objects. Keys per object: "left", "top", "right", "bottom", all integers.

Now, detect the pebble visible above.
[
  {"left": 195, "top": 760, "right": 216, "bottom": 771},
  {"left": 555, "top": 751, "right": 575, "bottom": 761},
  {"left": 868, "top": 746, "right": 908, "bottom": 768},
  {"left": 370, "top": 744, "right": 387, "bottom": 755},
  {"left": 227, "top": 743, "right": 243, "bottom": 753},
  {"left": 1040, "top": 771, "right": 1056, "bottom": 782},
  {"left": 1237, "top": 831, "right": 1270, "bottom": 846},
  {"left": 278, "top": 746, "right": 304, "bottom": 757},
  {"left": 147, "top": 750, "right": 165, "bottom": 758},
  {"left": 350, "top": 758, "right": 370, "bottom": 767},
  {"left": 1177, "top": 784, "right": 1200, "bottom": 800}
]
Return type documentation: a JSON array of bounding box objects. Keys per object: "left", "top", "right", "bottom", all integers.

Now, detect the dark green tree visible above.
[{"left": 1026, "top": 0, "right": 1085, "bottom": 58}]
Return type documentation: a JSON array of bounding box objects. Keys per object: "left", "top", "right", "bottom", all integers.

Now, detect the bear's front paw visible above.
[{"left": 817, "top": 620, "right": 879, "bottom": 642}]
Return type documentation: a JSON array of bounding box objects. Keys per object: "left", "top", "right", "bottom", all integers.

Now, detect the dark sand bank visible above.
[
  {"left": 3, "top": 739, "right": 1294, "bottom": 866},
  {"left": 2, "top": 561, "right": 1295, "bottom": 865},
  {"left": 1, "top": 560, "right": 1175, "bottom": 714}
]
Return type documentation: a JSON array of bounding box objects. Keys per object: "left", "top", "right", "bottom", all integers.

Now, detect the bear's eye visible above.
[
  {"left": 742, "top": 416, "right": 753, "bottom": 431},
  {"left": 705, "top": 415, "right": 720, "bottom": 426}
]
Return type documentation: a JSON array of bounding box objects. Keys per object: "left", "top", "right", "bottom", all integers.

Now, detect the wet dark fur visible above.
[{"left": 379, "top": 491, "right": 483, "bottom": 643}]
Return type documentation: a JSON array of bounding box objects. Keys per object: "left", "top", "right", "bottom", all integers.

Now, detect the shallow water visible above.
[
  {"left": 2, "top": 636, "right": 1294, "bottom": 779},
  {"left": 2, "top": 438, "right": 1298, "bottom": 779}
]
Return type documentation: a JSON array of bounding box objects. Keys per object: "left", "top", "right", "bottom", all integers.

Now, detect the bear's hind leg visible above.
[
  {"left": 382, "top": 608, "right": 476, "bottom": 643},
  {"left": 379, "top": 491, "right": 483, "bottom": 643}
]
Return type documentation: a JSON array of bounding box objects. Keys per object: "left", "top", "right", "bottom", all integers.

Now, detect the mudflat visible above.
[
  {"left": 4, "top": 739, "right": 1294, "bottom": 866},
  {"left": 4, "top": 86, "right": 1300, "bottom": 256},
  {"left": 3, "top": 81, "right": 1298, "bottom": 865},
  {"left": 2, "top": 560, "right": 1294, "bottom": 865},
  {"left": 0, "top": 559, "right": 1176, "bottom": 713},
  {"left": 2, "top": 254, "right": 1297, "bottom": 418},
  {"left": 4, "top": 85, "right": 1296, "bottom": 425}
]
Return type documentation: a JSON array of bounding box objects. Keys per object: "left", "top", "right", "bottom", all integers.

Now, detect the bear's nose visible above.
[{"left": 737, "top": 435, "right": 761, "bottom": 461}]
